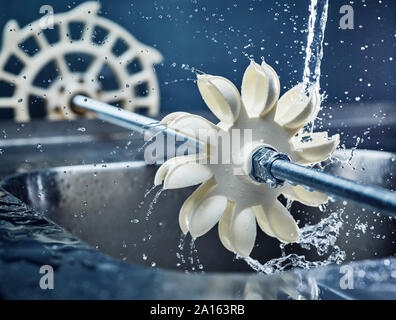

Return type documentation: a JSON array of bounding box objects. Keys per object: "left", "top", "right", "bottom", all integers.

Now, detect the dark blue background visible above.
[{"left": 0, "top": 0, "right": 394, "bottom": 116}]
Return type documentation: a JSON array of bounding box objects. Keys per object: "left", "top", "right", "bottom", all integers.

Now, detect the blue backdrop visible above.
[{"left": 0, "top": 0, "right": 394, "bottom": 117}]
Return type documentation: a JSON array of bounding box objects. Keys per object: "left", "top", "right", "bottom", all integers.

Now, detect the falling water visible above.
[
  {"left": 176, "top": 233, "right": 187, "bottom": 270},
  {"left": 300, "top": 0, "right": 329, "bottom": 135},
  {"left": 188, "top": 238, "right": 204, "bottom": 272},
  {"left": 144, "top": 184, "right": 158, "bottom": 198},
  {"left": 145, "top": 188, "right": 164, "bottom": 221},
  {"left": 302, "top": 0, "right": 329, "bottom": 94}
]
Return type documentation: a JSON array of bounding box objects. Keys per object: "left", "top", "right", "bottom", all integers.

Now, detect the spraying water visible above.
[
  {"left": 302, "top": 0, "right": 329, "bottom": 95},
  {"left": 241, "top": 211, "right": 345, "bottom": 274},
  {"left": 300, "top": 0, "right": 329, "bottom": 135}
]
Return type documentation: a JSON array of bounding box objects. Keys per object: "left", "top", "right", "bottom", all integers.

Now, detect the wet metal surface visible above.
[
  {"left": 0, "top": 117, "right": 395, "bottom": 299},
  {"left": 0, "top": 186, "right": 395, "bottom": 299},
  {"left": 2, "top": 149, "right": 396, "bottom": 274},
  {"left": 0, "top": 187, "right": 395, "bottom": 299}
]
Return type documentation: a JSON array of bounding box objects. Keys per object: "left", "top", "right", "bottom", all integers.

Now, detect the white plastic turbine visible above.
[
  {"left": 154, "top": 60, "right": 339, "bottom": 257},
  {"left": 0, "top": 2, "right": 162, "bottom": 121}
]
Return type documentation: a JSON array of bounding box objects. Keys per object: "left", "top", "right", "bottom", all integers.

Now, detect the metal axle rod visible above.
[{"left": 250, "top": 147, "right": 396, "bottom": 217}]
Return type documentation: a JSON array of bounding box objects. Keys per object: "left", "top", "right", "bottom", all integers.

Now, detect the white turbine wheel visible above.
[
  {"left": 154, "top": 60, "right": 339, "bottom": 258},
  {"left": 0, "top": 1, "right": 162, "bottom": 121}
]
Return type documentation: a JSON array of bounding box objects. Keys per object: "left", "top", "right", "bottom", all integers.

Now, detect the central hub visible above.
[
  {"left": 249, "top": 147, "right": 290, "bottom": 188},
  {"left": 47, "top": 74, "right": 100, "bottom": 119}
]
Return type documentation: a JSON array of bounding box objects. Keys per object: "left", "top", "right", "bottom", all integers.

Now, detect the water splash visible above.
[
  {"left": 144, "top": 184, "right": 157, "bottom": 198},
  {"left": 347, "top": 136, "right": 361, "bottom": 166},
  {"left": 302, "top": 0, "right": 329, "bottom": 94},
  {"left": 163, "top": 78, "right": 197, "bottom": 86},
  {"left": 241, "top": 211, "right": 345, "bottom": 274},
  {"left": 176, "top": 233, "right": 187, "bottom": 270},
  {"left": 300, "top": 0, "right": 329, "bottom": 135},
  {"left": 354, "top": 222, "right": 368, "bottom": 234},
  {"left": 145, "top": 188, "right": 164, "bottom": 221},
  {"left": 174, "top": 234, "right": 205, "bottom": 272},
  {"left": 188, "top": 238, "right": 204, "bottom": 272},
  {"left": 297, "top": 211, "right": 343, "bottom": 256}
]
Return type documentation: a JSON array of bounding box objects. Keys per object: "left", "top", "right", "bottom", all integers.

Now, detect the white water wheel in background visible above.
[{"left": 0, "top": 1, "right": 162, "bottom": 121}]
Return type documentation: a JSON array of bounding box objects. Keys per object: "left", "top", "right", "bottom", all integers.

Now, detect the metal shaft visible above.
[
  {"left": 72, "top": 95, "right": 201, "bottom": 153},
  {"left": 73, "top": 95, "right": 160, "bottom": 134},
  {"left": 271, "top": 159, "right": 396, "bottom": 217},
  {"left": 72, "top": 95, "right": 396, "bottom": 218}
]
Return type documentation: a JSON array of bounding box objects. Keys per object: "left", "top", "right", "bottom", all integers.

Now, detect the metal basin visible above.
[{"left": 2, "top": 149, "right": 396, "bottom": 273}]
